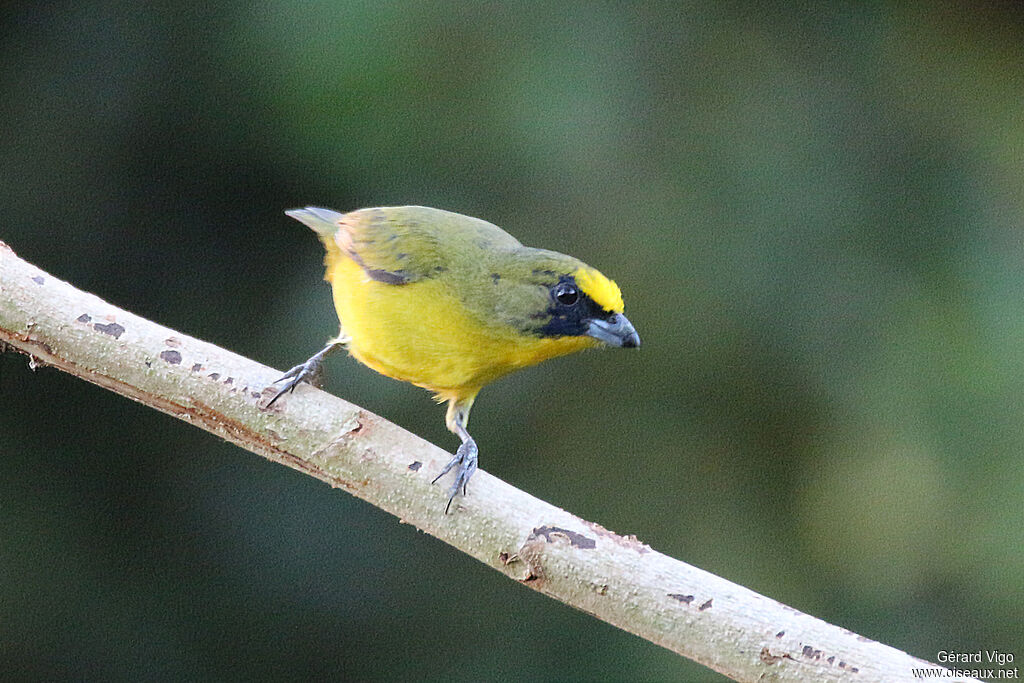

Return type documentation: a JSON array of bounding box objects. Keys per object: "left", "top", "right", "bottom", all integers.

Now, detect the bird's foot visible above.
[
  {"left": 265, "top": 348, "right": 331, "bottom": 408},
  {"left": 432, "top": 437, "right": 478, "bottom": 514}
]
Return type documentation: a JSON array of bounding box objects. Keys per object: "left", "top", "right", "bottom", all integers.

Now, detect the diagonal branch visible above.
[{"left": 0, "top": 240, "right": 971, "bottom": 683}]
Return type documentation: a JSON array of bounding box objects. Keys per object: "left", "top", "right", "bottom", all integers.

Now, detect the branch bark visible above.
[{"left": 0, "top": 240, "right": 974, "bottom": 683}]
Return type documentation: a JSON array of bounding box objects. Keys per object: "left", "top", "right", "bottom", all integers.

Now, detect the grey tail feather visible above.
[{"left": 284, "top": 206, "right": 344, "bottom": 238}]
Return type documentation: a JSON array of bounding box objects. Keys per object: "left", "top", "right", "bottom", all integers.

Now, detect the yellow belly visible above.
[{"left": 326, "top": 256, "right": 597, "bottom": 400}]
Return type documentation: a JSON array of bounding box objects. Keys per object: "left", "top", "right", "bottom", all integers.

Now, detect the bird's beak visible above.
[{"left": 586, "top": 313, "right": 641, "bottom": 348}]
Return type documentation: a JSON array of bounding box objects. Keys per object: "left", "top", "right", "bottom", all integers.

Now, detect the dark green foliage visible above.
[{"left": 2, "top": 2, "right": 1022, "bottom": 680}]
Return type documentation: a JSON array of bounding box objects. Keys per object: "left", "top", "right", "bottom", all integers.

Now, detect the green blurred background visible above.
[{"left": 2, "top": 2, "right": 1022, "bottom": 680}]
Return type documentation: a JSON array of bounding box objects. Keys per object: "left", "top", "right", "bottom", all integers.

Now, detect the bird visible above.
[{"left": 267, "top": 206, "right": 640, "bottom": 512}]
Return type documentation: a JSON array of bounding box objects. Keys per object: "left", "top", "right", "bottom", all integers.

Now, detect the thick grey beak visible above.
[{"left": 586, "top": 313, "right": 641, "bottom": 348}]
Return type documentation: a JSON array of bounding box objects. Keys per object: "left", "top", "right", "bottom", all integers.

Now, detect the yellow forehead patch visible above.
[{"left": 574, "top": 267, "right": 624, "bottom": 313}]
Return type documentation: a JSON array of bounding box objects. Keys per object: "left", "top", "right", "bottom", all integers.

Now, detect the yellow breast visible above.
[{"left": 326, "top": 255, "right": 597, "bottom": 401}]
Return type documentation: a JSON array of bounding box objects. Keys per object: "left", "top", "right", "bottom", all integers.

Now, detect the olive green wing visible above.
[
  {"left": 337, "top": 206, "right": 523, "bottom": 285},
  {"left": 287, "top": 205, "right": 523, "bottom": 285}
]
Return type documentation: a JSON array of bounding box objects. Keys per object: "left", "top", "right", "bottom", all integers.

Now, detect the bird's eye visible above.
[{"left": 554, "top": 282, "right": 579, "bottom": 306}]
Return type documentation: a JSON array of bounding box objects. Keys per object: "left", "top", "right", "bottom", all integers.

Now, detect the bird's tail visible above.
[
  {"left": 285, "top": 206, "right": 348, "bottom": 272},
  {"left": 285, "top": 206, "right": 344, "bottom": 241}
]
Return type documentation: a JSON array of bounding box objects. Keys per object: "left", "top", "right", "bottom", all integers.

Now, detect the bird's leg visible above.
[
  {"left": 265, "top": 338, "right": 345, "bottom": 408},
  {"left": 432, "top": 424, "right": 478, "bottom": 514},
  {"left": 432, "top": 398, "right": 478, "bottom": 513}
]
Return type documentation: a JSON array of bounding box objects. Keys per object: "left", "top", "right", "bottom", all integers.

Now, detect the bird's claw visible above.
[
  {"left": 432, "top": 438, "right": 478, "bottom": 513},
  {"left": 265, "top": 356, "right": 326, "bottom": 408}
]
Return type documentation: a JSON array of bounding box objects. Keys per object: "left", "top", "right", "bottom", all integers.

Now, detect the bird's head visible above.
[{"left": 489, "top": 249, "right": 640, "bottom": 350}]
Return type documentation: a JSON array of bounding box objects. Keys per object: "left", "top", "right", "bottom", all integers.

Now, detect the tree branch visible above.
[{"left": 0, "top": 240, "right": 973, "bottom": 682}]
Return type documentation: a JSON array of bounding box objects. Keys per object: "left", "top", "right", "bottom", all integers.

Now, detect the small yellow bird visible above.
[{"left": 269, "top": 206, "right": 639, "bottom": 511}]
